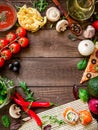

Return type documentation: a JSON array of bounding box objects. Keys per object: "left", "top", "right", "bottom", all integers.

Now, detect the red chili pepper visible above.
[
  {"left": 23, "top": 107, "right": 42, "bottom": 127},
  {"left": 14, "top": 92, "right": 54, "bottom": 108},
  {"left": 29, "top": 102, "right": 54, "bottom": 107},
  {"left": 13, "top": 92, "right": 54, "bottom": 127},
  {"left": 13, "top": 93, "right": 42, "bottom": 127}
]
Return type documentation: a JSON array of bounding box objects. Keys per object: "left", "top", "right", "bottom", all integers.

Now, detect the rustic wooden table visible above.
[{"left": 0, "top": 0, "right": 97, "bottom": 130}]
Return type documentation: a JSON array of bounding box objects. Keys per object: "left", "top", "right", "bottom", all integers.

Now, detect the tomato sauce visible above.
[{"left": 0, "top": 3, "right": 17, "bottom": 31}]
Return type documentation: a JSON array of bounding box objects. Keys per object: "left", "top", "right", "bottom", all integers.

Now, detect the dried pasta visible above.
[{"left": 17, "top": 5, "right": 47, "bottom": 32}]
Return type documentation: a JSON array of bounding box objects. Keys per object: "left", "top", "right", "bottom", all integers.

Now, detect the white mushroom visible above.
[
  {"left": 83, "top": 25, "right": 95, "bottom": 39},
  {"left": 56, "top": 20, "right": 69, "bottom": 32},
  {"left": 9, "top": 104, "right": 21, "bottom": 119},
  {"left": 46, "top": 7, "right": 60, "bottom": 22}
]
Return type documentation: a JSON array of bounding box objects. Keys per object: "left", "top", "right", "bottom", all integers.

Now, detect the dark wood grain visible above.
[{"left": 1, "top": 57, "right": 83, "bottom": 86}]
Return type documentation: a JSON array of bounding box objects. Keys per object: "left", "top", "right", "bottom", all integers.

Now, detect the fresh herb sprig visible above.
[
  {"left": 19, "top": 81, "right": 37, "bottom": 102},
  {"left": 1, "top": 115, "right": 10, "bottom": 128},
  {"left": 42, "top": 115, "right": 66, "bottom": 126},
  {"left": 33, "top": 0, "right": 48, "bottom": 12}
]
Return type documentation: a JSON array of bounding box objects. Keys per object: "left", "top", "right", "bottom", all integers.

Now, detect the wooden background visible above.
[{"left": 0, "top": 0, "right": 97, "bottom": 129}]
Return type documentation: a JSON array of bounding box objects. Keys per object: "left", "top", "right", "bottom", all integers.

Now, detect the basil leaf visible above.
[
  {"left": 1, "top": 115, "right": 10, "bottom": 128},
  {"left": 77, "top": 59, "right": 88, "bottom": 70},
  {"left": 79, "top": 88, "right": 89, "bottom": 102}
]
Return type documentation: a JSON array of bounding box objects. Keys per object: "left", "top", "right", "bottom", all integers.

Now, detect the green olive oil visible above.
[{"left": 67, "top": 0, "right": 95, "bottom": 21}]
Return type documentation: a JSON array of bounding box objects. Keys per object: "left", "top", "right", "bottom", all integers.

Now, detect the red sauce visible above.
[{"left": 0, "top": 4, "right": 16, "bottom": 31}]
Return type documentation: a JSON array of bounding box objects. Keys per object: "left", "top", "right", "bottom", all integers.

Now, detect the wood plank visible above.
[
  {"left": 1, "top": 58, "right": 83, "bottom": 86},
  {"left": 17, "top": 86, "right": 75, "bottom": 106}
]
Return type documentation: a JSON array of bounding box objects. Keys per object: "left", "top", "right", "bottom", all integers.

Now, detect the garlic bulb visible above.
[{"left": 83, "top": 25, "right": 95, "bottom": 39}]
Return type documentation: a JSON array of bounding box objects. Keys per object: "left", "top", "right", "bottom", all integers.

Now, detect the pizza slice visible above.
[{"left": 80, "top": 48, "right": 98, "bottom": 83}]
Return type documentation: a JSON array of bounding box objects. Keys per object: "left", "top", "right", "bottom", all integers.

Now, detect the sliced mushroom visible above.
[
  {"left": 56, "top": 20, "right": 69, "bottom": 32},
  {"left": 9, "top": 104, "right": 21, "bottom": 119},
  {"left": 46, "top": 7, "right": 60, "bottom": 22}
]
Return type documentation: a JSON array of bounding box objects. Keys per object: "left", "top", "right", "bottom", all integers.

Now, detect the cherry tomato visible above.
[
  {"left": 0, "top": 57, "right": 5, "bottom": 67},
  {"left": 16, "top": 27, "right": 26, "bottom": 37},
  {"left": 0, "top": 39, "right": 8, "bottom": 49},
  {"left": 18, "top": 37, "right": 29, "bottom": 47},
  {"left": 9, "top": 42, "right": 21, "bottom": 54},
  {"left": 1, "top": 49, "right": 12, "bottom": 60},
  {"left": 6, "top": 32, "right": 17, "bottom": 42},
  {"left": 92, "top": 20, "right": 98, "bottom": 31}
]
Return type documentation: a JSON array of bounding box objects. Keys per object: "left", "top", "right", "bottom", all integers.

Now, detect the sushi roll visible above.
[
  {"left": 79, "top": 110, "right": 92, "bottom": 125},
  {"left": 63, "top": 107, "right": 79, "bottom": 125}
]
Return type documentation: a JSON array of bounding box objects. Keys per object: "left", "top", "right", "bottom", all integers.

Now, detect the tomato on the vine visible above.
[
  {"left": 0, "top": 57, "right": 5, "bottom": 67},
  {"left": 92, "top": 20, "right": 98, "bottom": 31},
  {"left": 0, "top": 39, "right": 8, "bottom": 49},
  {"left": 6, "top": 32, "right": 17, "bottom": 42},
  {"left": 1, "top": 49, "right": 12, "bottom": 60},
  {"left": 18, "top": 37, "right": 29, "bottom": 47},
  {"left": 9, "top": 42, "right": 21, "bottom": 54},
  {"left": 16, "top": 27, "right": 26, "bottom": 37}
]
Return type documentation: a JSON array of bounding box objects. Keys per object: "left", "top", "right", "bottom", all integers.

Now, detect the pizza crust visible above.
[{"left": 80, "top": 48, "right": 98, "bottom": 83}]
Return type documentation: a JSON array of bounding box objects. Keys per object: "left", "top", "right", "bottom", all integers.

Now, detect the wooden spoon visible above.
[{"left": 52, "top": 0, "right": 83, "bottom": 36}]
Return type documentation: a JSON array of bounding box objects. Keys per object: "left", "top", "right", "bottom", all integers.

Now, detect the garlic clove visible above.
[{"left": 83, "top": 25, "right": 95, "bottom": 39}]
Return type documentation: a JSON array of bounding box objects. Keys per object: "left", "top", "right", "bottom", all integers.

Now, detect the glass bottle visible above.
[{"left": 67, "top": 0, "right": 95, "bottom": 21}]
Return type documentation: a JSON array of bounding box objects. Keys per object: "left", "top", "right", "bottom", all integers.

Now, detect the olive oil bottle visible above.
[{"left": 67, "top": 0, "right": 95, "bottom": 21}]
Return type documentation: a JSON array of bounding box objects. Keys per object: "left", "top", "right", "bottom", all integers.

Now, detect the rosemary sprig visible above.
[
  {"left": 33, "top": 0, "right": 48, "bottom": 12},
  {"left": 19, "top": 81, "right": 38, "bottom": 102}
]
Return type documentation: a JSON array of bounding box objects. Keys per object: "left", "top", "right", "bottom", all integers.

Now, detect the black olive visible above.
[
  {"left": 12, "top": 66, "right": 19, "bottom": 72},
  {"left": 91, "top": 59, "right": 96, "bottom": 64},
  {"left": 8, "top": 63, "right": 14, "bottom": 70},
  {"left": 13, "top": 61, "right": 20, "bottom": 68},
  {"left": 86, "top": 73, "right": 92, "bottom": 78}
]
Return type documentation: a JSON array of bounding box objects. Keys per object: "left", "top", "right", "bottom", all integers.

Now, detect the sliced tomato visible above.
[
  {"left": 1, "top": 49, "right": 12, "bottom": 60},
  {"left": 0, "top": 38, "right": 8, "bottom": 49},
  {"left": 18, "top": 37, "right": 29, "bottom": 47},
  {"left": 9, "top": 42, "right": 21, "bottom": 54},
  {"left": 16, "top": 27, "right": 26, "bottom": 37},
  {"left": 0, "top": 57, "right": 5, "bottom": 67},
  {"left": 6, "top": 32, "right": 17, "bottom": 42}
]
